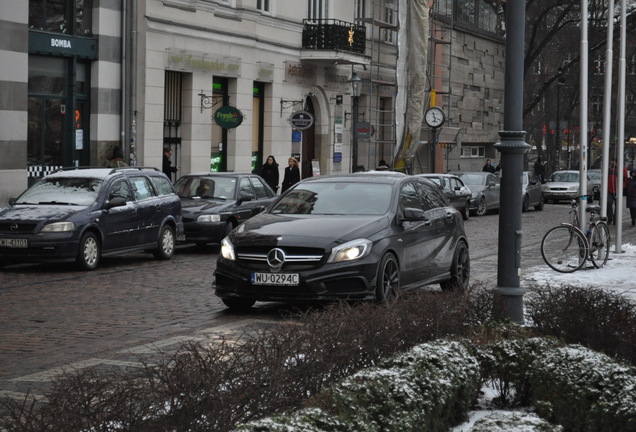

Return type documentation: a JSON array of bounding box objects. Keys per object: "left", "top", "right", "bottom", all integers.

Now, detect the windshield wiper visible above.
[{"left": 37, "top": 201, "right": 79, "bottom": 205}]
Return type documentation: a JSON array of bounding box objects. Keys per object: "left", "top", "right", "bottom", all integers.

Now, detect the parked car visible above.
[
  {"left": 416, "top": 173, "right": 471, "bottom": 220},
  {"left": 541, "top": 170, "right": 595, "bottom": 203},
  {"left": 214, "top": 174, "right": 470, "bottom": 310},
  {"left": 0, "top": 167, "right": 183, "bottom": 270},
  {"left": 588, "top": 169, "right": 602, "bottom": 200},
  {"left": 451, "top": 171, "right": 500, "bottom": 216},
  {"left": 174, "top": 172, "right": 277, "bottom": 245},
  {"left": 519, "top": 171, "right": 545, "bottom": 212}
]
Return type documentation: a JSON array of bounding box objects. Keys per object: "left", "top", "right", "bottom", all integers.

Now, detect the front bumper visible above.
[
  {"left": 213, "top": 256, "right": 380, "bottom": 302},
  {"left": 0, "top": 232, "right": 79, "bottom": 263},
  {"left": 181, "top": 220, "right": 227, "bottom": 244}
]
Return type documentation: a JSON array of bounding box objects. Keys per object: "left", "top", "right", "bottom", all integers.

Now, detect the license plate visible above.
[
  {"left": 0, "top": 238, "right": 28, "bottom": 248},
  {"left": 251, "top": 272, "right": 299, "bottom": 286}
]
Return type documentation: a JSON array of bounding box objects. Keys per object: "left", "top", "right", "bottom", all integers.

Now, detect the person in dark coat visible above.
[
  {"left": 162, "top": 147, "right": 179, "bottom": 181},
  {"left": 482, "top": 159, "right": 496, "bottom": 173},
  {"left": 281, "top": 157, "right": 300, "bottom": 193},
  {"left": 106, "top": 146, "right": 128, "bottom": 168},
  {"left": 260, "top": 155, "right": 279, "bottom": 192},
  {"left": 627, "top": 169, "right": 636, "bottom": 226}
]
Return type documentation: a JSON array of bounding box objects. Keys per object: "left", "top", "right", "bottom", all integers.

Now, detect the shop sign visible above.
[
  {"left": 29, "top": 30, "right": 97, "bottom": 59},
  {"left": 356, "top": 121, "right": 375, "bottom": 139},
  {"left": 166, "top": 48, "right": 241, "bottom": 77},
  {"left": 288, "top": 110, "right": 314, "bottom": 131},
  {"left": 214, "top": 106, "right": 244, "bottom": 129}
]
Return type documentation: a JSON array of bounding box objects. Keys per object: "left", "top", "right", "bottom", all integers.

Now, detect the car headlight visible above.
[
  {"left": 471, "top": 191, "right": 479, "bottom": 198},
  {"left": 41, "top": 222, "right": 75, "bottom": 232},
  {"left": 220, "top": 237, "right": 236, "bottom": 261},
  {"left": 328, "top": 239, "right": 372, "bottom": 263},
  {"left": 197, "top": 214, "right": 221, "bottom": 223}
]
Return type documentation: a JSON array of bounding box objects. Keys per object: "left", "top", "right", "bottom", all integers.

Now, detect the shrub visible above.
[
  {"left": 525, "top": 284, "right": 636, "bottom": 365},
  {"left": 530, "top": 345, "right": 636, "bottom": 431}
]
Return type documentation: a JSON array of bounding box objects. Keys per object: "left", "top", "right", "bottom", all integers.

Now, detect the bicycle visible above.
[{"left": 540, "top": 197, "right": 611, "bottom": 273}]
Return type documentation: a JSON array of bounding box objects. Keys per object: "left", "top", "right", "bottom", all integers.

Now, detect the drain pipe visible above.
[
  {"left": 129, "top": 0, "right": 138, "bottom": 166},
  {"left": 120, "top": 0, "right": 127, "bottom": 158}
]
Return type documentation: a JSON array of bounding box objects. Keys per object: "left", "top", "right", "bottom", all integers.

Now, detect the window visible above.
[
  {"left": 250, "top": 177, "right": 271, "bottom": 199},
  {"left": 400, "top": 183, "right": 424, "bottom": 212},
  {"left": 308, "top": 0, "right": 328, "bottom": 22},
  {"left": 151, "top": 176, "right": 175, "bottom": 196},
  {"left": 131, "top": 177, "right": 155, "bottom": 201},
  {"left": 109, "top": 180, "right": 133, "bottom": 202},
  {"left": 593, "top": 54, "right": 604, "bottom": 75},
  {"left": 240, "top": 178, "right": 255, "bottom": 199},
  {"left": 257, "top": 0, "right": 270, "bottom": 12},
  {"left": 461, "top": 146, "right": 485, "bottom": 158},
  {"left": 455, "top": 0, "right": 502, "bottom": 35},
  {"left": 29, "top": 0, "right": 92, "bottom": 35}
]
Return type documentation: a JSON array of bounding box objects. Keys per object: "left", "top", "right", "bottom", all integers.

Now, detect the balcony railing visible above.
[{"left": 302, "top": 19, "right": 365, "bottom": 54}]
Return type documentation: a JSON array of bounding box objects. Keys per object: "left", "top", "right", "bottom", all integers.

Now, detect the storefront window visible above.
[
  {"left": 29, "top": 0, "right": 92, "bottom": 35},
  {"left": 29, "top": 56, "right": 66, "bottom": 95}
]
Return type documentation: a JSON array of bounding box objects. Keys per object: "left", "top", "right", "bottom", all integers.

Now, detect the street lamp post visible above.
[
  {"left": 493, "top": 0, "right": 531, "bottom": 324},
  {"left": 349, "top": 73, "right": 362, "bottom": 173},
  {"left": 556, "top": 70, "right": 565, "bottom": 169}
]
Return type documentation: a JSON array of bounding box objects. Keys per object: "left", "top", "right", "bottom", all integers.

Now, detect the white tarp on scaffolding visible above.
[{"left": 393, "top": 0, "right": 429, "bottom": 170}]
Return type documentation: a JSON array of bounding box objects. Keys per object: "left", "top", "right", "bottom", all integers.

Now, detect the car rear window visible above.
[{"left": 151, "top": 176, "right": 175, "bottom": 196}]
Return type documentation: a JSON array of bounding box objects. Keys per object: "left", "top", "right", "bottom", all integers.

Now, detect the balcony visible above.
[{"left": 301, "top": 19, "right": 369, "bottom": 65}]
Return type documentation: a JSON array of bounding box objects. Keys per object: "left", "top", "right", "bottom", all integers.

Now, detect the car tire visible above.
[
  {"left": 222, "top": 298, "right": 256, "bottom": 311},
  {"left": 535, "top": 193, "right": 544, "bottom": 211},
  {"left": 77, "top": 232, "right": 100, "bottom": 270},
  {"left": 375, "top": 253, "right": 399, "bottom": 302},
  {"left": 153, "top": 225, "right": 175, "bottom": 260},
  {"left": 475, "top": 196, "right": 487, "bottom": 216},
  {"left": 522, "top": 195, "right": 529, "bottom": 212},
  {"left": 461, "top": 200, "right": 470, "bottom": 221},
  {"left": 440, "top": 240, "right": 470, "bottom": 292}
]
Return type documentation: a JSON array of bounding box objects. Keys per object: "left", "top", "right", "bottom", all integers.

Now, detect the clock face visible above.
[{"left": 425, "top": 107, "right": 445, "bottom": 128}]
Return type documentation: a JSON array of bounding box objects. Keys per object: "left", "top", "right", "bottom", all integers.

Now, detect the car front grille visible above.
[
  {"left": 236, "top": 246, "right": 325, "bottom": 271},
  {"left": 0, "top": 223, "right": 38, "bottom": 233}
]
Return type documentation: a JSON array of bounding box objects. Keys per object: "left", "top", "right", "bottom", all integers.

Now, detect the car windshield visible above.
[
  {"left": 588, "top": 170, "right": 601, "bottom": 181},
  {"left": 174, "top": 176, "right": 237, "bottom": 199},
  {"left": 550, "top": 172, "right": 579, "bottom": 183},
  {"left": 456, "top": 173, "right": 486, "bottom": 185},
  {"left": 16, "top": 177, "right": 103, "bottom": 205},
  {"left": 271, "top": 182, "right": 393, "bottom": 215}
]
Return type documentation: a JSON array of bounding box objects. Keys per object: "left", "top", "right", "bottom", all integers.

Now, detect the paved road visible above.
[{"left": 1, "top": 202, "right": 634, "bottom": 407}]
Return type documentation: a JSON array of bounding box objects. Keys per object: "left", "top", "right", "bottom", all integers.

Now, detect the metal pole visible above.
[
  {"left": 579, "top": 0, "right": 589, "bottom": 229},
  {"left": 352, "top": 95, "right": 359, "bottom": 172},
  {"left": 493, "top": 0, "right": 530, "bottom": 324},
  {"left": 615, "top": 0, "right": 627, "bottom": 252},
  {"left": 556, "top": 81, "right": 561, "bottom": 169},
  {"left": 600, "top": 0, "right": 615, "bottom": 220}
]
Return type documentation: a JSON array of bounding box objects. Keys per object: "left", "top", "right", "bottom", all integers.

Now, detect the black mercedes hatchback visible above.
[
  {"left": 214, "top": 173, "right": 470, "bottom": 311},
  {"left": 0, "top": 167, "right": 183, "bottom": 270}
]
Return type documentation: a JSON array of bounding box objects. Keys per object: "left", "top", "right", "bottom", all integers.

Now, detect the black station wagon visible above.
[{"left": 0, "top": 167, "right": 183, "bottom": 270}]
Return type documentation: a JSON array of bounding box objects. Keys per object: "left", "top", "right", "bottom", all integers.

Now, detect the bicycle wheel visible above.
[
  {"left": 541, "top": 225, "right": 588, "bottom": 273},
  {"left": 589, "top": 222, "right": 611, "bottom": 268}
]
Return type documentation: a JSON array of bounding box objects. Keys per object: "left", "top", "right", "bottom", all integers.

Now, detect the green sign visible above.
[{"left": 214, "top": 106, "right": 244, "bottom": 129}]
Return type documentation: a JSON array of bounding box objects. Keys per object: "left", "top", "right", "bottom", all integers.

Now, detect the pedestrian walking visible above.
[
  {"left": 534, "top": 157, "right": 545, "bottom": 183},
  {"left": 627, "top": 169, "right": 636, "bottom": 226},
  {"left": 281, "top": 157, "right": 300, "bottom": 193},
  {"left": 260, "top": 155, "right": 279, "bottom": 192},
  {"left": 482, "top": 159, "right": 496, "bottom": 173},
  {"left": 162, "top": 147, "right": 179, "bottom": 182},
  {"left": 607, "top": 159, "right": 628, "bottom": 225}
]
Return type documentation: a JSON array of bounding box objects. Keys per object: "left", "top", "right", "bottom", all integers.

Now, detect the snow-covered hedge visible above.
[
  {"left": 235, "top": 340, "right": 481, "bottom": 432},
  {"left": 235, "top": 338, "right": 636, "bottom": 432},
  {"left": 530, "top": 345, "right": 636, "bottom": 431}
]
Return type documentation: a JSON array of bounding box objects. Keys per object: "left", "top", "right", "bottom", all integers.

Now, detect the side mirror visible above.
[
  {"left": 8, "top": 197, "right": 17, "bottom": 206},
  {"left": 400, "top": 207, "right": 427, "bottom": 222},
  {"left": 236, "top": 193, "right": 254, "bottom": 205},
  {"left": 105, "top": 197, "right": 126, "bottom": 209}
]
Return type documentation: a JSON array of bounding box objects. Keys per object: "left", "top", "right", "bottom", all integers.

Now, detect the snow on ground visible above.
[{"left": 522, "top": 242, "right": 636, "bottom": 301}]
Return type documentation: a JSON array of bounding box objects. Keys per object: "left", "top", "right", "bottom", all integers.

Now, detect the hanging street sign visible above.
[
  {"left": 214, "top": 105, "right": 244, "bottom": 129},
  {"left": 288, "top": 110, "right": 314, "bottom": 131}
]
